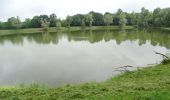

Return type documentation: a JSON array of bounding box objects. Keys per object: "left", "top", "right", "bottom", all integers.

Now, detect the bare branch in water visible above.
[
  {"left": 154, "top": 51, "right": 169, "bottom": 59},
  {"left": 114, "top": 65, "right": 135, "bottom": 72}
]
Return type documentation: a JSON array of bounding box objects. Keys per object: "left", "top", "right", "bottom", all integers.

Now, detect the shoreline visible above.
[
  {"left": 0, "top": 63, "right": 170, "bottom": 99},
  {"left": 0, "top": 26, "right": 169, "bottom": 37},
  {"left": 0, "top": 26, "right": 133, "bottom": 36}
]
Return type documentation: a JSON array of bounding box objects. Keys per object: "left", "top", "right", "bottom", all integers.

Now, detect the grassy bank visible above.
[
  {"left": 0, "top": 63, "right": 170, "bottom": 100},
  {"left": 161, "top": 27, "right": 170, "bottom": 31},
  {"left": 0, "top": 26, "right": 134, "bottom": 36}
]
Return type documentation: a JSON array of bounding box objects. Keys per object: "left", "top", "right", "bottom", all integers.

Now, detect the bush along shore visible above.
[{"left": 0, "top": 58, "right": 170, "bottom": 99}]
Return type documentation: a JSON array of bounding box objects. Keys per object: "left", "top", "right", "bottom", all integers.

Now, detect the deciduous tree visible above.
[
  {"left": 104, "top": 13, "right": 113, "bottom": 26},
  {"left": 66, "top": 15, "right": 73, "bottom": 28}
]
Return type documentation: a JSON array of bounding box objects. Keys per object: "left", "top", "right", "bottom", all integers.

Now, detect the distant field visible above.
[
  {"left": 0, "top": 26, "right": 134, "bottom": 36},
  {"left": 161, "top": 27, "right": 170, "bottom": 31}
]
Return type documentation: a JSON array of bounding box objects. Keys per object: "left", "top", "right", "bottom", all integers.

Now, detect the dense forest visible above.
[{"left": 0, "top": 7, "right": 170, "bottom": 29}]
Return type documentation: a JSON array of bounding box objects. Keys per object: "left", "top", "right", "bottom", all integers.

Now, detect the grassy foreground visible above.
[
  {"left": 0, "top": 63, "right": 170, "bottom": 100},
  {"left": 0, "top": 26, "right": 134, "bottom": 36}
]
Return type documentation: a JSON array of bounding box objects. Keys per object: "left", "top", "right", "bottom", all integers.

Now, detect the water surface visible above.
[{"left": 0, "top": 29, "right": 170, "bottom": 86}]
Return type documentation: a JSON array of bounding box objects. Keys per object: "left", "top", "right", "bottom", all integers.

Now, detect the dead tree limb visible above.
[
  {"left": 113, "top": 65, "right": 134, "bottom": 73},
  {"left": 154, "top": 51, "right": 169, "bottom": 59}
]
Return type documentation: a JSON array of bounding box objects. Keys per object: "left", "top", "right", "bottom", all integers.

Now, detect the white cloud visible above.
[{"left": 0, "top": 0, "right": 170, "bottom": 21}]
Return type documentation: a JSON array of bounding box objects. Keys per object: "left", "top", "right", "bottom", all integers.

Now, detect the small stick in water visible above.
[{"left": 154, "top": 51, "right": 169, "bottom": 59}]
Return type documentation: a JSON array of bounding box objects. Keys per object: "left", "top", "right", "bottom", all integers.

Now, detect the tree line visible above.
[{"left": 0, "top": 7, "right": 170, "bottom": 30}]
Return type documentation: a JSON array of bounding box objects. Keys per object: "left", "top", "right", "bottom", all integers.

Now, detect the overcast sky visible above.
[{"left": 0, "top": 0, "right": 170, "bottom": 21}]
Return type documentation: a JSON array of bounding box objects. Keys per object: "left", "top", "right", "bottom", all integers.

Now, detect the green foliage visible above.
[
  {"left": 119, "top": 12, "right": 127, "bottom": 28},
  {"left": 139, "top": 7, "right": 152, "bottom": 27},
  {"left": 71, "top": 14, "right": 85, "bottom": 26},
  {"left": 66, "top": 15, "right": 73, "bottom": 28},
  {"left": 153, "top": 7, "right": 162, "bottom": 27},
  {"left": 125, "top": 12, "right": 135, "bottom": 25},
  {"left": 158, "top": 51, "right": 170, "bottom": 64},
  {"left": 31, "top": 15, "right": 49, "bottom": 28},
  {"left": 23, "top": 18, "right": 32, "bottom": 28},
  {"left": 49, "top": 14, "right": 57, "bottom": 27},
  {"left": 81, "top": 19, "right": 86, "bottom": 29},
  {"left": 90, "top": 11, "right": 104, "bottom": 26},
  {"left": 116, "top": 9, "right": 123, "bottom": 15},
  {"left": 7, "top": 16, "right": 22, "bottom": 29},
  {"left": 133, "top": 13, "right": 141, "bottom": 28},
  {"left": 104, "top": 13, "right": 113, "bottom": 26},
  {"left": 40, "top": 19, "right": 50, "bottom": 31},
  {"left": 60, "top": 19, "right": 67, "bottom": 27},
  {"left": 30, "top": 16, "right": 41, "bottom": 28},
  {"left": 163, "top": 8, "right": 170, "bottom": 27},
  {"left": 56, "top": 19, "right": 61, "bottom": 29},
  {"left": 161, "top": 58, "right": 170, "bottom": 65},
  {"left": 85, "top": 13, "right": 93, "bottom": 27},
  {"left": 0, "top": 21, "right": 2, "bottom": 29},
  {"left": 1, "top": 7, "right": 170, "bottom": 29}
]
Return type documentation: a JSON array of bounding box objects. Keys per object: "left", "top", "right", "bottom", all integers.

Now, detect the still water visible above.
[{"left": 0, "top": 29, "right": 170, "bottom": 86}]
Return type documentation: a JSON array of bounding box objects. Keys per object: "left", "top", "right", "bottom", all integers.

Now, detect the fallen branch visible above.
[
  {"left": 114, "top": 65, "right": 134, "bottom": 72},
  {"left": 123, "top": 65, "right": 133, "bottom": 68},
  {"left": 154, "top": 51, "right": 169, "bottom": 59}
]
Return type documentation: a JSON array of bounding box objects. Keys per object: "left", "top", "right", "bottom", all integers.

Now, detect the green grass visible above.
[
  {"left": 0, "top": 62, "right": 170, "bottom": 100},
  {"left": 0, "top": 26, "right": 134, "bottom": 36},
  {"left": 161, "top": 27, "right": 170, "bottom": 31}
]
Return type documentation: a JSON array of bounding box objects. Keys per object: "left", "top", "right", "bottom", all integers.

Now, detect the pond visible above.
[{"left": 0, "top": 29, "right": 170, "bottom": 86}]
